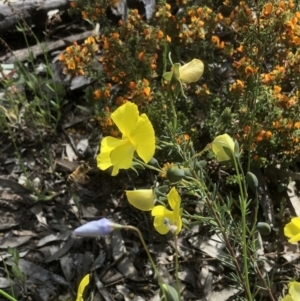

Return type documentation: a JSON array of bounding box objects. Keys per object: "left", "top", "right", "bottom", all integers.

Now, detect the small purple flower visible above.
[{"left": 74, "top": 218, "right": 117, "bottom": 237}]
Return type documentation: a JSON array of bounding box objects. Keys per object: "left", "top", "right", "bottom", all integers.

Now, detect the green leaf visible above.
[
  {"left": 131, "top": 161, "right": 145, "bottom": 170},
  {"left": 173, "top": 63, "right": 181, "bottom": 80},
  {"left": 50, "top": 100, "right": 59, "bottom": 109},
  {"left": 45, "top": 83, "right": 55, "bottom": 93},
  {"left": 246, "top": 172, "right": 258, "bottom": 194},
  {"left": 178, "top": 80, "right": 187, "bottom": 98},
  {"left": 173, "top": 82, "right": 182, "bottom": 98},
  {"left": 196, "top": 160, "right": 207, "bottom": 169},
  {"left": 154, "top": 185, "right": 169, "bottom": 197},
  {"left": 160, "top": 284, "right": 180, "bottom": 301},
  {"left": 85, "top": 86, "right": 95, "bottom": 105},
  {"left": 222, "top": 146, "right": 234, "bottom": 162},
  {"left": 234, "top": 139, "right": 240, "bottom": 158},
  {"left": 76, "top": 105, "right": 92, "bottom": 114},
  {"left": 163, "top": 71, "right": 174, "bottom": 81},
  {"left": 183, "top": 168, "right": 193, "bottom": 177},
  {"left": 148, "top": 157, "right": 161, "bottom": 168},
  {"left": 129, "top": 166, "right": 139, "bottom": 176}
]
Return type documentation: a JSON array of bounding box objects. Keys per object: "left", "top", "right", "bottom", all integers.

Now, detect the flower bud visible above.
[
  {"left": 166, "top": 167, "right": 185, "bottom": 183},
  {"left": 126, "top": 189, "right": 155, "bottom": 211},
  {"left": 179, "top": 59, "right": 204, "bottom": 83},
  {"left": 246, "top": 172, "right": 258, "bottom": 194},
  {"left": 211, "top": 134, "right": 235, "bottom": 162},
  {"left": 257, "top": 222, "right": 271, "bottom": 236},
  {"left": 74, "top": 218, "right": 120, "bottom": 237},
  {"left": 148, "top": 157, "right": 161, "bottom": 168}
]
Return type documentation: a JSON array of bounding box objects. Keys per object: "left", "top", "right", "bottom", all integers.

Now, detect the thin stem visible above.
[
  {"left": 204, "top": 197, "right": 252, "bottom": 301},
  {"left": 251, "top": 256, "right": 276, "bottom": 301},
  {"left": 250, "top": 192, "right": 259, "bottom": 237},
  {"left": 124, "top": 226, "right": 168, "bottom": 301},
  {"left": 0, "top": 289, "right": 18, "bottom": 301},
  {"left": 234, "top": 157, "right": 252, "bottom": 301},
  {"left": 0, "top": 254, "right": 16, "bottom": 300},
  {"left": 174, "top": 235, "right": 181, "bottom": 300},
  {"left": 133, "top": 158, "right": 165, "bottom": 174},
  {"left": 161, "top": 0, "right": 168, "bottom": 76},
  {"left": 233, "top": 157, "right": 245, "bottom": 203},
  {"left": 169, "top": 92, "right": 177, "bottom": 130}
]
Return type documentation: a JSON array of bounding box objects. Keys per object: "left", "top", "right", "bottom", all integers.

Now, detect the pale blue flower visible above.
[{"left": 74, "top": 218, "right": 119, "bottom": 236}]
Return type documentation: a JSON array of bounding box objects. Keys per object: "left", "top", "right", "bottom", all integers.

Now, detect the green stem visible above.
[
  {"left": 133, "top": 158, "right": 165, "bottom": 174},
  {"left": 174, "top": 235, "right": 181, "bottom": 300},
  {"left": 169, "top": 89, "right": 177, "bottom": 130},
  {"left": 0, "top": 253, "right": 17, "bottom": 300},
  {"left": 124, "top": 226, "right": 168, "bottom": 301},
  {"left": 250, "top": 192, "right": 259, "bottom": 236},
  {"left": 233, "top": 157, "right": 245, "bottom": 203},
  {"left": 161, "top": 8, "right": 168, "bottom": 76},
  {"left": 234, "top": 157, "right": 252, "bottom": 301},
  {"left": 0, "top": 289, "right": 18, "bottom": 301}
]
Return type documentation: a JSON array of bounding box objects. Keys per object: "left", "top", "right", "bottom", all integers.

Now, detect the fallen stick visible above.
[
  {"left": 0, "top": 0, "right": 69, "bottom": 32},
  {"left": 0, "top": 27, "right": 99, "bottom": 63}
]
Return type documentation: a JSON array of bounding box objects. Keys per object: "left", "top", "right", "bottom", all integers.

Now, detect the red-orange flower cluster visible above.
[{"left": 59, "top": 36, "right": 99, "bottom": 76}]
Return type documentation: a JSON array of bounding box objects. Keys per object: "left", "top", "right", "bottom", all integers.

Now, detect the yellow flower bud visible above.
[
  {"left": 211, "top": 134, "right": 235, "bottom": 162},
  {"left": 179, "top": 59, "right": 204, "bottom": 83},
  {"left": 126, "top": 189, "right": 155, "bottom": 211}
]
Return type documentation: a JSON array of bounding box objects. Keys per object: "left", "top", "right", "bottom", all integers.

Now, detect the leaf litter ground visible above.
[{"left": 1, "top": 13, "right": 300, "bottom": 301}]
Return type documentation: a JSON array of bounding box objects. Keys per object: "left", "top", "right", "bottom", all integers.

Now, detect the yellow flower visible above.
[
  {"left": 282, "top": 281, "right": 300, "bottom": 301},
  {"left": 97, "top": 102, "right": 155, "bottom": 176},
  {"left": 179, "top": 59, "right": 204, "bottom": 83},
  {"left": 284, "top": 217, "right": 300, "bottom": 243},
  {"left": 151, "top": 187, "right": 182, "bottom": 235},
  {"left": 211, "top": 134, "right": 235, "bottom": 162},
  {"left": 163, "top": 59, "right": 204, "bottom": 84},
  {"left": 126, "top": 189, "right": 155, "bottom": 211},
  {"left": 76, "top": 274, "right": 90, "bottom": 301}
]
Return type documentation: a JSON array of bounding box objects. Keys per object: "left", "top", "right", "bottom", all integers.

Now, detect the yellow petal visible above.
[
  {"left": 289, "top": 281, "right": 300, "bottom": 301},
  {"left": 281, "top": 295, "right": 294, "bottom": 301},
  {"left": 76, "top": 274, "right": 90, "bottom": 301},
  {"left": 110, "top": 139, "right": 135, "bottom": 169},
  {"left": 284, "top": 217, "right": 300, "bottom": 240},
  {"left": 211, "top": 134, "right": 235, "bottom": 162},
  {"left": 292, "top": 217, "right": 300, "bottom": 228},
  {"left": 112, "top": 166, "right": 119, "bottom": 176},
  {"left": 167, "top": 187, "right": 181, "bottom": 211},
  {"left": 151, "top": 205, "right": 173, "bottom": 217},
  {"left": 288, "top": 233, "right": 300, "bottom": 243},
  {"left": 97, "top": 137, "right": 125, "bottom": 171},
  {"left": 179, "top": 59, "right": 204, "bottom": 83},
  {"left": 129, "top": 114, "right": 155, "bottom": 163},
  {"left": 153, "top": 215, "right": 169, "bottom": 235},
  {"left": 126, "top": 189, "right": 155, "bottom": 211},
  {"left": 175, "top": 215, "right": 182, "bottom": 235},
  {"left": 111, "top": 102, "right": 139, "bottom": 138},
  {"left": 152, "top": 205, "right": 182, "bottom": 235}
]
